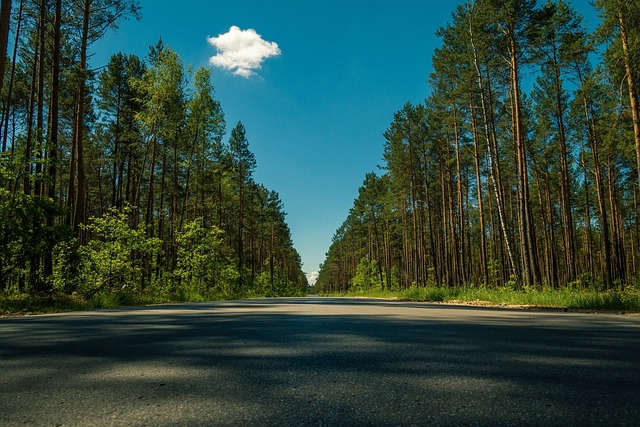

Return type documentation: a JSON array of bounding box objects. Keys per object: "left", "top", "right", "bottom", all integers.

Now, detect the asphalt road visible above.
[{"left": 1, "top": 297, "right": 639, "bottom": 426}]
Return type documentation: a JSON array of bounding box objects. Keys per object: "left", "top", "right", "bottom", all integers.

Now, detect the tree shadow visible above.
[{"left": 1, "top": 297, "right": 639, "bottom": 426}]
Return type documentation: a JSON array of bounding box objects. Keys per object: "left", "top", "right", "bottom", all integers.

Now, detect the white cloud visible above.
[
  {"left": 307, "top": 271, "right": 319, "bottom": 286},
  {"left": 207, "top": 26, "right": 281, "bottom": 78}
]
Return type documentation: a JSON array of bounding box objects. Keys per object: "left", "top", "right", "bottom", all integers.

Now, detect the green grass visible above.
[
  {"left": 3, "top": 285, "right": 639, "bottom": 317},
  {"left": 0, "top": 284, "right": 308, "bottom": 317},
  {"left": 0, "top": 293, "right": 91, "bottom": 316},
  {"left": 324, "top": 285, "right": 640, "bottom": 312},
  {"left": 0, "top": 290, "right": 233, "bottom": 317}
]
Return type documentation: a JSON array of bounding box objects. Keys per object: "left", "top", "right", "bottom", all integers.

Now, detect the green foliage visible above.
[
  {"left": 0, "top": 175, "right": 71, "bottom": 294},
  {"left": 403, "top": 286, "right": 449, "bottom": 302},
  {"left": 52, "top": 238, "right": 81, "bottom": 293},
  {"left": 318, "top": 0, "right": 640, "bottom": 296},
  {"left": 1, "top": 3, "right": 306, "bottom": 314},
  {"left": 0, "top": 293, "right": 89, "bottom": 316},
  {"left": 77, "top": 206, "right": 160, "bottom": 295},
  {"left": 90, "top": 290, "right": 138, "bottom": 309},
  {"left": 134, "top": 41, "right": 186, "bottom": 140},
  {"left": 350, "top": 258, "right": 383, "bottom": 292},
  {"left": 173, "top": 218, "right": 238, "bottom": 297},
  {"left": 323, "top": 285, "right": 640, "bottom": 312}
]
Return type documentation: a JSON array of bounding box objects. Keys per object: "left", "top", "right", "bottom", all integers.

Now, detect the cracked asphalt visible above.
[{"left": 1, "top": 297, "right": 639, "bottom": 426}]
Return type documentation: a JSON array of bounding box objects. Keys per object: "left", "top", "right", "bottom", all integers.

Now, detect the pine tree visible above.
[{"left": 229, "top": 121, "right": 255, "bottom": 285}]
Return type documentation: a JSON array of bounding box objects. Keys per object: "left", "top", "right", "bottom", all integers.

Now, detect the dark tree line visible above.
[
  {"left": 0, "top": 1, "right": 306, "bottom": 299},
  {"left": 317, "top": 0, "right": 640, "bottom": 292}
]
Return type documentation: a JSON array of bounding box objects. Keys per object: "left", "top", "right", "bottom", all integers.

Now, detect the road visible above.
[{"left": 1, "top": 297, "right": 639, "bottom": 426}]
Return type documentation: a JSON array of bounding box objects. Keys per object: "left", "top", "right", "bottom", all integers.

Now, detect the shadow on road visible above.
[{"left": 1, "top": 297, "right": 639, "bottom": 425}]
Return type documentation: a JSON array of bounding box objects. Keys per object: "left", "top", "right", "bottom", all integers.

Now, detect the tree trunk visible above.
[
  {"left": 452, "top": 108, "right": 466, "bottom": 284},
  {"left": 270, "top": 221, "right": 275, "bottom": 290},
  {"left": 468, "top": 18, "right": 517, "bottom": 282},
  {"left": 509, "top": 26, "right": 541, "bottom": 287},
  {"left": 383, "top": 219, "right": 392, "bottom": 289},
  {"left": 581, "top": 88, "right": 613, "bottom": 288},
  {"left": 606, "top": 160, "right": 626, "bottom": 283},
  {"left": 238, "top": 177, "right": 245, "bottom": 286},
  {"left": 23, "top": 39, "right": 38, "bottom": 196},
  {"left": 633, "top": 189, "right": 639, "bottom": 277},
  {"left": 34, "top": 0, "right": 46, "bottom": 198},
  {"left": 470, "top": 96, "right": 488, "bottom": 285},
  {"left": 551, "top": 61, "right": 576, "bottom": 282},
  {"left": 44, "top": 0, "right": 61, "bottom": 278},
  {"left": 618, "top": 9, "right": 640, "bottom": 194},
  {"left": 144, "top": 132, "right": 157, "bottom": 231},
  {"left": 111, "top": 96, "right": 121, "bottom": 208},
  {"left": 2, "top": 0, "right": 23, "bottom": 153},
  {"left": 158, "top": 150, "right": 167, "bottom": 264},
  {"left": 401, "top": 194, "right": 410, "bottom": 288},
  {"left": 580, "top": 144, "right": 594, "bottom": 275},
  {"left": 72, "top": 0, "right": 91, "bottom": 243},
  {"left": 421, "top": 163, "right": 438, "bottom": 286},
  {"left": 0, "top": 0, "right": 11, "bottom": 99}
]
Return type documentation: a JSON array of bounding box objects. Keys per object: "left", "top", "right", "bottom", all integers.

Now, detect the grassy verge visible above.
[
  {"left": 322, "top": 285, "right": 640, "bottom": 313},
  {"left": 4, "top": 286, "right": 639, "bottom": 316},
  {"left": 0, "top": 290, "right": 241, "bottom": 317}
]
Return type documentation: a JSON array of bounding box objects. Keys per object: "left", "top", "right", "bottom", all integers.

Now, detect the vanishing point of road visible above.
[{"left": 1, "top": 297, "right": 639, "bottom": 426}]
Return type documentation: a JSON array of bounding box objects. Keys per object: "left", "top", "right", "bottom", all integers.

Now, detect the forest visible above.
[
  {"left": 0, "top": 0, "right": 306, "bottom": 307},
  {"left": 317, "top": 0, "right": 640, "bottom": 294}
]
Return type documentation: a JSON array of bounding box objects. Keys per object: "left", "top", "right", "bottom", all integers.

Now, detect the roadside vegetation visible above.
[
  {"left": 0, "top": 1, "right": 307, "bottom": 313},
  {"left": 1, "top": 286, "right": 306, "bottom": 317},
  {"left": 320, "top": 284, "right": 640, "bottom": 312},
  {"left": 1, "top": 205, "right": 305, "bottom": 316},
  {"left": 317, "top": 1, "right": 640, "bottom": 303}
]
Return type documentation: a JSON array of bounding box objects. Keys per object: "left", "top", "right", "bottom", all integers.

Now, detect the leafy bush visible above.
[
  {"left": 78, "top": 206, "right": 160, "bottom": 295},
  {"left": 174, "top": 218, "right": 239, "bottom": 297},
  {"left": 52, "top": 238, "right": 81, "bottom": 293},
  {"left": 350, "top": 258, "right": 383, "bottom": 291},
  {"left": 0, "top": 182, "right": 70, "bottom": 294}
]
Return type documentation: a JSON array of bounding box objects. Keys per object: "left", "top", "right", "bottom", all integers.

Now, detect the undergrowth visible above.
[
  {"left": 325, "top": 285, "right": 640, "bottom": 312},
  {"left": 0, "top": 290, "right": 240, "bottom": 317},
  {"left": 3, "top": 285, "right": 639, "bottom": 317}
]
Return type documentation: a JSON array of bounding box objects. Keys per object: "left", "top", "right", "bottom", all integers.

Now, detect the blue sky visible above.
[{"left": 92, "top": 0, "right": 600, "bottom": 282}]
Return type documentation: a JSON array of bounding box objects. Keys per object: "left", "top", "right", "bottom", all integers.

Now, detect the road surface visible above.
[{"left": 1, "top": 297, "right": 639, "bottom": 426}]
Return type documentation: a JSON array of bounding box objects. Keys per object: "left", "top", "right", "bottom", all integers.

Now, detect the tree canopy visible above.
[
  {"left": 0, "top": 1, "right": 306, "bottom": 301},
  {"left": 317, "top": 0, "right": 640, "bottom": 292}
]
